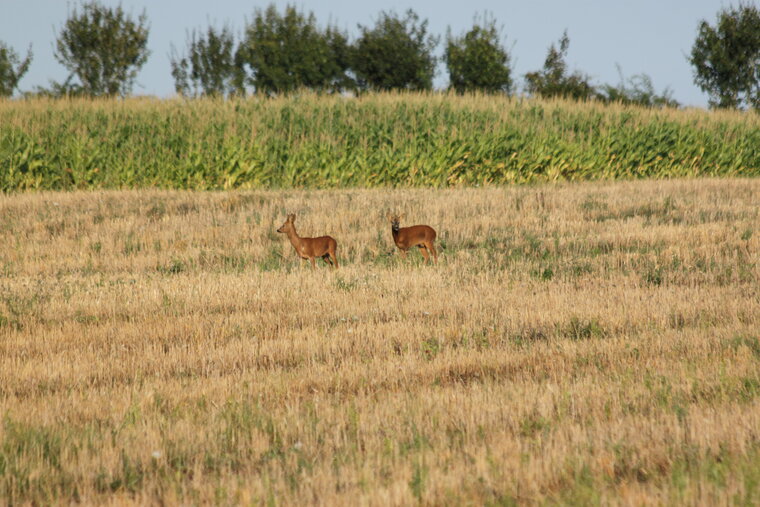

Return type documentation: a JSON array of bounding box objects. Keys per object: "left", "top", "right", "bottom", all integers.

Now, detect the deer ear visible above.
[{"left": 288, "top": 213, "right": 296, "bottom": 222}]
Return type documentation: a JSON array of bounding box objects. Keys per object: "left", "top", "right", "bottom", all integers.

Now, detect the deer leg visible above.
[
  {"left": 427, "top": 242, "right": 438, "bottom": 264},
  {"left": 329, "top": 250, "right": 339, "bottom": 269},
  {"left": 310, "top": 257, "right": 316, "bottom": 269},
  {"left": 419, "top": 245, "right": 430, "bottom": 263}
]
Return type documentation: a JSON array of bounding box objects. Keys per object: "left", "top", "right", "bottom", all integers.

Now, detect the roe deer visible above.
[
  {"left": 277, "top": 214, "right": 339, "bottom": 269},
  {"left": 387, "top": 213, "right": 438, "bottom": 264}
]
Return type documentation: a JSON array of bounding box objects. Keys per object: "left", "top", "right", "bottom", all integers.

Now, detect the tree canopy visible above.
[
  {"left": 689, "top": 3, "right": 760, "bottom": 110},
  {"left": 599, "top": 67, "right": 679, "bottom": 108},
  {"left": 444, "top": 15, "right": 512, "bottom": 94},
  {"left": 524, "top": 31, "right": 597, "bottom": 101},
  {"left": 53, "top": 0, "right": 150, "bottom": 97},
  {"left": 0, "top": 41, "right": 32, "bottom": 97},
  {"left": 351, "top": 10, "right": 438, "bottom": 91},
  {"left": 10, "top": 2, "right": 760, "bottom": 107},
  {"left": 170, "top": 25, "right": 238, "bottom": 98},
  {"left": 235, "top": 4, "right": 352, "bottom": 95}
]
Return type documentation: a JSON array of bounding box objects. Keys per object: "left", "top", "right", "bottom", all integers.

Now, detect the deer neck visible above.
[{"left": 285, "top": 227, "right": 303, "bottom": 249}]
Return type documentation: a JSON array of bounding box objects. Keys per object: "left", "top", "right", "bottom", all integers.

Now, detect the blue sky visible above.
[{"left": 0, "top": 0, "right": 735, "bottom": 106}]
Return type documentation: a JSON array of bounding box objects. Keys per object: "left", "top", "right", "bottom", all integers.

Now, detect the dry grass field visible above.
[{"left": 0, "top": 179, "right": 759, "bottom": 505}]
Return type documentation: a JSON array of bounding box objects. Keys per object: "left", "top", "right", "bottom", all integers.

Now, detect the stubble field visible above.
[{"left": 0, "top": 178, "right": 759, "bottom": 505}]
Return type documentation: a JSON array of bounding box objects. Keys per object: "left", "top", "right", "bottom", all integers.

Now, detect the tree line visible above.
[{"left": 1, "top": 1, "right": 759, "bottom": 109}]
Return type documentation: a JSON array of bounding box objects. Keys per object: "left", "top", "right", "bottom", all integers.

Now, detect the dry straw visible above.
[{"left": 0, "top": 178, "right": 758, "bottom": 504}]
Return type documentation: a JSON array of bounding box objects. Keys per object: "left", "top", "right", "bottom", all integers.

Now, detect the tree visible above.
[
  {"left": 53, "top": 1, "right": 150, "bottom": 97},
  {"left": 689, "top": 3, "right": 760, "bottom": 109},
  {"left": 599, "top": 65, "right": 679, "bottom": 108},
  {"left": 444, "top": 15, "right": 512, "bottom": 94},
  {"left": 0, "top": 42, "right": 32, "bottom": 97},
  {"left": 525, "top": 31, "right": 598, "bottom": 101},
  {"left": 236, "top": 4, "right": 352, "bottom": 95},
  {"left": 170, "top": 25, "right": 239, "bottom": 97},
  {"left": 351, "top": 9, "right": 438, "bottom": 91}
]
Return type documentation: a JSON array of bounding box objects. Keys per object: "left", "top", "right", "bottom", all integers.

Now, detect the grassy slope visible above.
[
  {"left": 1, "top": 93, "right": 759, "bottom": 191},
  {"left": 0, "top": 179, "right": 759, "bottom": 504}
]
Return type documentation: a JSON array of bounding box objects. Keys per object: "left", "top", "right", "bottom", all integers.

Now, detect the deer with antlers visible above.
[
  {"left": 277, "top": 214, "right": 339, "bottom": 269},
  {"left": 387, "top": 213, "right": 438, "bottom": 264}
]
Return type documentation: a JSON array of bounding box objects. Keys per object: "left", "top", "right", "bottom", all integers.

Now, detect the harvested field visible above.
[{"left": 0, "top": 179, "right": 759, "bottom": 504}]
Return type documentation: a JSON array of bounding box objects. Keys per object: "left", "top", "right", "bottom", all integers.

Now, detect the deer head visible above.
[
  {"left": 277, "top": 213, "right": 296, "bottom": 234},
  {"left": 387, "top": 212, "right": 403, "bottom": 232}
]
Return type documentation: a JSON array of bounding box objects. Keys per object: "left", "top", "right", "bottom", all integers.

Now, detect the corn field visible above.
[{"left": 1, "top": 93, "right": 759, "bottom": 191}]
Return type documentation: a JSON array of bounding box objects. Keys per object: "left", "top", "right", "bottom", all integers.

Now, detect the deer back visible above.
[
  {"left": 299, "top": 235, "right": 336, "bottom": 257},
  {"left": 394, "top": 224, "right": 436, "bottom": 248}
]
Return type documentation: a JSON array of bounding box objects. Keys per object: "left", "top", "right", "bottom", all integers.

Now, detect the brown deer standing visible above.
[
  {"left": 387, "top": 213, "right": 438, "bottom": 264},
  {"left": 277, "top": 214, "right": 339, "bottom": 269}
]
